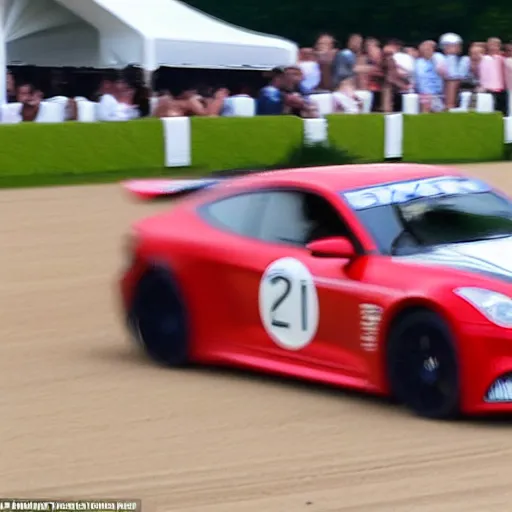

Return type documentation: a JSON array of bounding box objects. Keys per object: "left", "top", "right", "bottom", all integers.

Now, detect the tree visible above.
[{"left": 184, "top": 0, "right": 512, "bottom": 46}]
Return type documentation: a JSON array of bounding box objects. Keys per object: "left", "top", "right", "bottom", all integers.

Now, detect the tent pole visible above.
[
  {"left": 0, "top": 0, "right": 6, "bottom": 105},
  {"left": 143, "top": 69, "right": 152, "bottom": 89},
  {"left": 142, "top": 38, "right": 154, "bottom": 90}
]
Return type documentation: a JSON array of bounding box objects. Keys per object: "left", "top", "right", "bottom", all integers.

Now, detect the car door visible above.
[{"left": 230, "top": 188, "right": 373, "bottom": 379}]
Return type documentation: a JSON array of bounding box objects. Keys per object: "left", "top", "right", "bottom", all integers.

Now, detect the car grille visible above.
[{"left": 485, "top": 374, "right": 512, "bottom": 402}]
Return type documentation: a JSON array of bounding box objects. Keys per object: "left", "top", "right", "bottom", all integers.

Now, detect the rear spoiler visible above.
[
  {"left": 121, "top": 178, "right": 220, "bottom": 200},
  {"left": 121, "top": 168, "right": 272, "bottom": 200}
]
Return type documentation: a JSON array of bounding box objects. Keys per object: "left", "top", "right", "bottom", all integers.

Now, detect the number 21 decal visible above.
[{"left": 259, "top": 258, "right": 319, "bottom": 350}]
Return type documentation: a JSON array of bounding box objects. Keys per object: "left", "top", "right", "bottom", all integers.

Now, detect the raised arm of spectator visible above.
[
  {"left": 175, "top": 91, "right": 208, "bottom": 116},
  {"left": 283, "top": 92, "right": 306, "bottom": 111},
  {"left": 206, "top": 88, "right": 230, "bottom": 116}
]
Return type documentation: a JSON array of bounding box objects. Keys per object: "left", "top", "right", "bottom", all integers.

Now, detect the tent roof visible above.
[{"left": 4, "top": 0, "right": 298, "bottom": 70}]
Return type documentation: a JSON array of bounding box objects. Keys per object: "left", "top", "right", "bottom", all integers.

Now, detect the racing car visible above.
[{"left": 119, "top": 163, "right": 512, "bottom": 419}]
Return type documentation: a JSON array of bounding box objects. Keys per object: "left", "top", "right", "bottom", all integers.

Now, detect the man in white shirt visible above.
[
  {"left": 393, "top": 41, "right": 416, "bottom": 92},
  {"left": 438, "top": 33, "right": 465, "bottom": 109},
  {"left": 96, "top": 74, "right": 140, "bottom": 121},
  {"left": 298, "top": 48, "right": 321, "bottom": 93}
]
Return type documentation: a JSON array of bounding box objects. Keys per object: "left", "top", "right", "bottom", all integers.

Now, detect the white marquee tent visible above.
[{"left": 0, "top": 0, "right": 298, "bottom": 103}]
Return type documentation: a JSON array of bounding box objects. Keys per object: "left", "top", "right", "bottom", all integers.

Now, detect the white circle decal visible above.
[{"left": 259, "top": 257, "right": 319, "bottom": 350}]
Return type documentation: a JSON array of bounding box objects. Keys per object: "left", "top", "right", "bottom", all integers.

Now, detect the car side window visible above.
[
  {"left": 258, "top": 190, "right": 350, "bottom": 246},
  {"left": 202, "top": 193, "right": 266, "bottom": 237}
]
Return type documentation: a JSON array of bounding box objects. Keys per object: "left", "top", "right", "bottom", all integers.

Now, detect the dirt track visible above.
[{"left": 2, "top": 163, "right": 512, "bottom": 511}]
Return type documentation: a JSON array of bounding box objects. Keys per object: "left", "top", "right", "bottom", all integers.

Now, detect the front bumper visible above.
[{"left": 457, "top": 322, "right": 512, "bottom": 414}]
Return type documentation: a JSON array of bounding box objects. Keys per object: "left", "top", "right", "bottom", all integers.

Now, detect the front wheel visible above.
[{"left": 387, "top": 310, "right": 460, "bottom": 419}]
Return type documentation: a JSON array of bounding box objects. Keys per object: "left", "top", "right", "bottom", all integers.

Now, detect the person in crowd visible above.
[
  {"left": 114, "top": 78, "right": 140, "bottom": 120},
  {"left": 332, "top": 77, "right": 362, "bottom": 113},
  {"left": 360, "top": 38, "right": 384, "bottom": 111},
  {"left": 381, "top": 43, "right": 410, "bottom": 112},
  {"left": 132, "top": 84, "right": 151, "bottom": 118},
  {"left": 415, "top": 40, "right": 445, "bottom": 113},
  {"left": 256, "top": 66, "right": 305, "bottom": 116},
  {"left": 96, "top": 72, "right": 121, "bottom": 121},
  {"left": 298, "top": 48, "right": 321, "bottom": 93},
  {"left": 480, "top": 37, "right": 507, "bottom": 114},
  {"left": 314, "top": 34, "right": 337, "bottom": 91},
  {"left": 461, "top": 44, "right": 484, "bottom": 93},
  {"left": 221, "top": 86, "right": 253, "bottom": 116},
  {"left": 1, "top": 82, "right": 40, "bottom": 122},
  {"left": 455, "top": 43, "right": 486, "bottom": 110},
  {"left": 284, "top": 65, "right": 309, "bottom": 95},
  {"left": 64, "top": 97, "right": 78, "bottom": 121},
  {"left": 152, "top": 90, "right": 184, "bottom": 117},
  {"left": 404, "top": 47, "right": 419, "bottom": 60},
  {"left": 6, "top": 71, "right": 16, "bottom": 103},
  {"left": 283, "top": 66, "right": 319, "bottom": 117},
  {"left": 171, "top": 89, "right": 207, "bottom": 116},
  {"left": 331, "top": 34, "right": 363, "bottom": 90},
  {"left": 393, "top": 40, "right": 416, "bottom": 91},
  {"left": 19, "top": 86, "right": 42, "bottom": 122},
  {"left": 202, "top": 87, "right": 231, "bottom": 116},
  {"left": 439, "top": 33, "right": 469, "bottom": 109},
  {"left": 16, "top": 82, "right": 33, "bottom": 104},
  {"left": 153, "top": 87, "right": 228, "bottom": 117},
  {"left": 355, "top": 40, "right": 378, "bottom": 91}
]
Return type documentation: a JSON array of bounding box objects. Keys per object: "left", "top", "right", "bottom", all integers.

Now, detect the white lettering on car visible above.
[{"left": 343, "top": 176, "right": 491, "bottom": 210}]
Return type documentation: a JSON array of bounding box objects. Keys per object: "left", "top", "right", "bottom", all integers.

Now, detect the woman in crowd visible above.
[
  {"left": 480, "top": 37, "right": 507, "bottom": 114},
  {"left": 362, "top": 38, "right": 384, "bottom": 111},
  {"left": 314, "top": 34, "right": 337, "bottom": 91},
  {"left": 332, "top": 76, "right": 362, "bottom": 113},
  {"left": 6, "top": 71, "right": 16, "bottom": 103}
]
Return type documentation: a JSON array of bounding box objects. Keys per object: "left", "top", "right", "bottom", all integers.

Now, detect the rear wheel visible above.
[
  {"left": 129, "top": 266, "right": 189, "bottom": 366},
  {"left": 387, "top": 310, "right": 460, "bottom": 419}
]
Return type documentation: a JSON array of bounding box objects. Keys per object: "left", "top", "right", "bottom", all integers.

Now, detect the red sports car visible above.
[{"left": 120, "top": 163, "right": 512, "bottom": 419}]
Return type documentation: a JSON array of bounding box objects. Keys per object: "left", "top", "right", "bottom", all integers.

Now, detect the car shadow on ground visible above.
[
  {"left": 93, "top": 343, "right": 398, "bottom": 408},
  {"left": 91, "top": 343, "right": 512, "bottom": 426}
]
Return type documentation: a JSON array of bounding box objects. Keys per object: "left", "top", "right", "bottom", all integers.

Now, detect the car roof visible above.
[{"left": 223, "top": 163, "right": 464, "bottom": 192}]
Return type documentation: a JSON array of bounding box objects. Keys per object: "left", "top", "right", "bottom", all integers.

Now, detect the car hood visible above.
[{"left": 395, "top": 236, "right": 512, "bottom": 283}]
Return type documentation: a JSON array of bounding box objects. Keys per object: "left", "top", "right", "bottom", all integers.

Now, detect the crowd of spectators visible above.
[
  {"left": 295, "top": 33, "right": 512, "bottom": 115},
  {"left": 2, "top": 33, "right": 512, "bottom": 123}
]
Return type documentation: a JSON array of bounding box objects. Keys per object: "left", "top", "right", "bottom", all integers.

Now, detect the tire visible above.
[
  {"left": 386, "top": 309, "right": 460, "bottom": 419},
  {"left": 128, "top": 266, "right": 190, "bottom": 366}
]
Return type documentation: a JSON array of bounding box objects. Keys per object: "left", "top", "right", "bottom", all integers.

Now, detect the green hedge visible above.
[
  {"left": 403, "top": 112, "right": 504, "bottom": 163},
  {"left": 0, "top": 113, "right": 508, "bottom": 189},
  {"left": 326, "top": 114, "right": 385, "bottom": 162},
  {"left": 0, "top": 118, "right": 164, "bottom": 178},
  {"left": 191, "top": 116, "right": 303, "bottom": 170}
]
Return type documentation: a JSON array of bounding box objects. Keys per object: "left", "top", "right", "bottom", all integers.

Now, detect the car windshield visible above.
[{"left": 341, "top": 176, "right": 512, "bottom": 255}]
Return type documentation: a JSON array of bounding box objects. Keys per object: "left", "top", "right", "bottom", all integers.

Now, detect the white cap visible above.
[{"left": 439, "top": 33, "right": 462, "bottom": 47}]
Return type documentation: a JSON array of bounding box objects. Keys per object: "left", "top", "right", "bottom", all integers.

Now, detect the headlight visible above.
[{"left": 454, "top": 287, "right": 512, "bottom": 328}]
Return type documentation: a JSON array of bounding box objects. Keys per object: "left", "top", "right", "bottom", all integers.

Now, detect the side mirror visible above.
[{"left": 306, "top": 236, "right": 356, "bottom": 259}]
